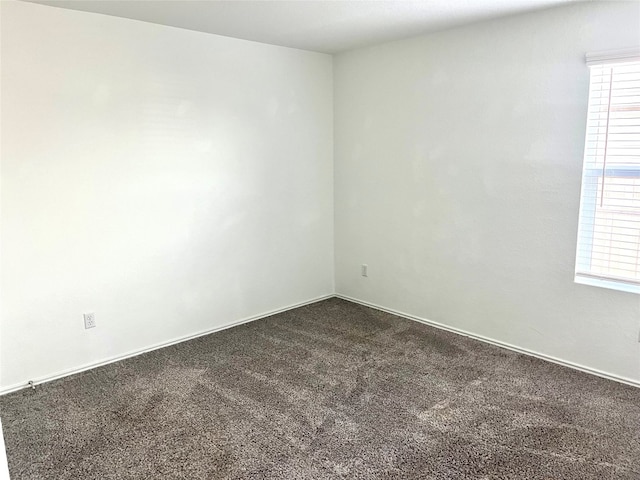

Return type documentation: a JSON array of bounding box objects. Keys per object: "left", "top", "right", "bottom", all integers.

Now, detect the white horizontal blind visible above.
[{"left": 576, "top": 57, "right": 640, "bottom": 291}]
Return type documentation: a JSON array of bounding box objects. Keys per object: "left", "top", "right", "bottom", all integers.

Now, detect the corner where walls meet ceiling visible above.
[{"left": 22, "top": 0, "right": 579, "bottom": 54}]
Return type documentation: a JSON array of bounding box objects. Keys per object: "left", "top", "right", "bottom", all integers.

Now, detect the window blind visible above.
[{"left": 575, "top": 53, "right": 640, "bottom": 292}]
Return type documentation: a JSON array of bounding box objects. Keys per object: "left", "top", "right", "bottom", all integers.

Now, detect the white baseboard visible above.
[
  {"left": 3, "top": 292, "right": 637, "bottom": 396},
  {"left": 335, "top": 294, "right": 640, "bottom": 389},
  {"left": 0, "top": 294, "right": 334, "bottom": 396}
]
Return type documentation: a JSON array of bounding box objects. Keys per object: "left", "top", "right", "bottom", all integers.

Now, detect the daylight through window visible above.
[{"left": 575, "top": 49, "right": 640, "bottom": 294}]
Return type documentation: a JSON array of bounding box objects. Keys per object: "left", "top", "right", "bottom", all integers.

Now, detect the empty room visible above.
[{"left": 1, "top": 0, "right": 639, "bottom": 478}]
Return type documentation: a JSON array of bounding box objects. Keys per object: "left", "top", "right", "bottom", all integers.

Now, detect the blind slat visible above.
[{"left": 576, "top": 59, "right": 640, "bottom": 287}]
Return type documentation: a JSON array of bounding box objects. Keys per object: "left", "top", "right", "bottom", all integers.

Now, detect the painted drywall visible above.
[
  {"left": 0, "top": 1, "right": 333, "bottom": 390},
  {"left": 334, "top": 1, "right": 640, "bottom": 383}
]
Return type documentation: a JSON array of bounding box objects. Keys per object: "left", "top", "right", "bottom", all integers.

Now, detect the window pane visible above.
[{"left": 576, "top": 61, "right": 640, "bottom": 290}]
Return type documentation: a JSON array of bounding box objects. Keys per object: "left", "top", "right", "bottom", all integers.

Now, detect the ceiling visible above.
[{"left": 24, "top": 0, "right": 581, "bottom": 54}]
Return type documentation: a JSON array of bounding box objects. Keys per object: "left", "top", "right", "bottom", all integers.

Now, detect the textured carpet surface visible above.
[{"left": 1, "top": 298, "right": 639, "bottom": 479}]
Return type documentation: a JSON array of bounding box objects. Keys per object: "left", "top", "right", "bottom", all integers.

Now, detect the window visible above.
[{"left": 575, "top": 49, "right": 640, "bottom": 294}]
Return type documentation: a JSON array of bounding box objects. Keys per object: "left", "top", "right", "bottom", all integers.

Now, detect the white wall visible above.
[
  {"left": 2, "top": 0, "right": 639, "bottom": 392},
  {"left": 334, "top": 1, "right": 640, "bottom": 383},
  {"left": 0, "top": 1, "right": 333, "bottom": 390}
]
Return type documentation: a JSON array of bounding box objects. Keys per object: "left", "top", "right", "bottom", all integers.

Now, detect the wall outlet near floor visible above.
[
  {"left": 83, "top": 312, "right": 96, "bottom": 329},
  {"left": 361, "top": 264, "right": 368, "bottom": 277}
]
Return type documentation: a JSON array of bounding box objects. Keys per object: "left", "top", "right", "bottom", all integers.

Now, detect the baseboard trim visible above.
[
  {"left": 335, "top": 294, "right": 640, "bottom": 389},
  {"left": 0, "top": 294, "right": 334, "bottom": 396},
  {"left": 3, "top": 293, "right": 637, "bottom": 395}
]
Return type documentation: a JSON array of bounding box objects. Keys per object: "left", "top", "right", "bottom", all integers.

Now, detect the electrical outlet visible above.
[
  {"left": 361, "top": 264, "right": 368, "bottom": 277},
  {"left": 83, "top": 312, "right": 96, "bottom": 329}
]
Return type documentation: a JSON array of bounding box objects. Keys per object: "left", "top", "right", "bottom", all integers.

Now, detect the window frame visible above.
[{"left": 574, "top": 49, "right": 640, "bottom": 295}]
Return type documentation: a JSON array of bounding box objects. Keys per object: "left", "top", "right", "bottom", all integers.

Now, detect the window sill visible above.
[{"left": 575, "top": 275, "right": 640, "bottom": 295}]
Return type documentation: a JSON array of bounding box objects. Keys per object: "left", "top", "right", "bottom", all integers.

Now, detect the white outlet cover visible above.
[{"left": 83, "top": 313, "right": 96, "bottom": 329}]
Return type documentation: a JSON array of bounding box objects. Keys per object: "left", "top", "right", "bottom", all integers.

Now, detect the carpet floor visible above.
[{"left": 1, "top": 298, "right": 639, "bottom": 479}]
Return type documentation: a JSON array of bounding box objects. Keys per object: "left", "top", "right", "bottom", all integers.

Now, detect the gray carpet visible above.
[{"left": 1, "top": 298, "right": 639, "bottom": 479}]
